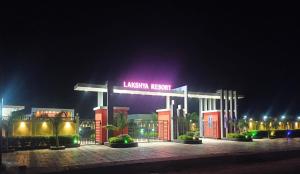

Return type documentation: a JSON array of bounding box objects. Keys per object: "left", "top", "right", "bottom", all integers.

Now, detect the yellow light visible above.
[
  {"left": 295, "top": 122, "right": 298, "bottom": 128},
  {"left": 42, "top": 122, "right": 47, "bottom": 128},
  {"left": 65, "top": 122, "right": 71, "bottom": 129},
  {"left": 271, "top": 131, "right": 275, "bottom": 136},
  {"left": 279, "top": 122, "right": 282, "bottom": 125},
  {"left": 20, "top": 122, "right": 26, "bottom": 128},
  {"left": 260, "top": 122, "right": 264, "bottom": 125}
]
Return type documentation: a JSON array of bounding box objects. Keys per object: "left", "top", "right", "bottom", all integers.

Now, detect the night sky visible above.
[{"left": 1, "top": 2, "right": 299, "bottom": 119}]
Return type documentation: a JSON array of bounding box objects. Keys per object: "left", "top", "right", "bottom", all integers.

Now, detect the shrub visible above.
[
  {"left": 4, "top": 135, "right": 79, "bottom": 150},
  {"left": 227, "top": 133, "right": 252, "bottom": 141},
  {"left": 109, "top": 137, "right": 123, "bottom": 144},
  {"left": 178, "top": 135, "right": 193, "bottom": 141},
  {"left": 227, "top": 133, "right": 245, "bottom": 139},
  {"left": 109, "top": 134, "right": 134, "bottom": 144},
  {"left": 186, "top": 131, "right": 195, "bottom": 137},
  {"left": 249, "top": 130, "right": 268, "bottom": 139}
]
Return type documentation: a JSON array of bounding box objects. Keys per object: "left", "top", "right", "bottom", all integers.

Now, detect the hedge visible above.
[
  {"left": 249, "top": 129, "right": 300, "bottom": 139},
  {"left": 1, "top": 135, "right": 79, "bottom": 150},
  {"left": 178, "top": 135, "right": 194, "bottom": 141},
  {"left": 227, "top": 133, "right": 252, "bottom": 142}
]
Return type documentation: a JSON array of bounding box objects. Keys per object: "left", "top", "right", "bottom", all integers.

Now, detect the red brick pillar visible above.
[
  {"left": 203, "top": 111, "right": 221, "bottom": 139},
  {"left": 156, "top": 109, "right": 171, "bottom": 141},
  {"left": 94, "top": 107, "right": 107, "bottom": 144}
]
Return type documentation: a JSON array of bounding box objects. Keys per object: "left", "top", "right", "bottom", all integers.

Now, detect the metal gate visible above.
[
  {"left": 128, "top": 120, "right": 169, "bottom": 142},
  {"left": 79, "top": 119, "right": 96, "bottom": 145}
]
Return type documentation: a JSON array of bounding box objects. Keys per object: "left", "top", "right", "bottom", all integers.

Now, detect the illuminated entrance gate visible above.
[{"left": 74, "top": 81, "right": 243, "bottom": 143}]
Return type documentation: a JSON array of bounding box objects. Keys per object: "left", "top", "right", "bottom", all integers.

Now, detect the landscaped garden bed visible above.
[
  {"left": 175, "top": 135, "right": 202, "bottom": 144},
  {"left": 3, "top": 135, "right": 80, "bottom": 151},
  {"left": 225, "top": 133, "right": 253, "bottom": 142},
  {"left": 248, "top": 129, "right": 300, "bottom": 139},
  {"left": 104, "top": 134, "right": 138, "bottom": 148}
]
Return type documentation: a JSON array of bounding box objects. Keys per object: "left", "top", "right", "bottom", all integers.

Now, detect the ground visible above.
[{"left": 2, "top": 138, "right": 300, "bottom": 173}]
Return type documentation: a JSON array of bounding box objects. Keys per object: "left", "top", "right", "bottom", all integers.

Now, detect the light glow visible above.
[
  {"left": 20, "top": 122, "right": 26, "bottom": 128},
  {"left": 263, "top": 116, "right": 268, "bottom": 121},
  {"left": 270, "top": 131, "right": 275, "bottom": 136},
  {"left": 65, "top": 122, "right": 71, "bottom": 129},
  {"left": 42, "top": 122, "right": 47, "bottom": 128}
]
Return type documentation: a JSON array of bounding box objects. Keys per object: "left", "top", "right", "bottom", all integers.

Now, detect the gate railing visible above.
[{"left": 128, "top": 120, "right": 169, "bottom": 142}]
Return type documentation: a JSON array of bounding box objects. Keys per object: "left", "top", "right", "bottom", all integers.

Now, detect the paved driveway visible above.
[{"left": 3, "top": 138, "right": 300, "bottom": 173}]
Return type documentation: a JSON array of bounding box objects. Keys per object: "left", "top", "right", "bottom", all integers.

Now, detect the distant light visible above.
[
  {"left": 249, "top": 118, "right": 253, "bottom": 121},
  {"left": 287, "top": 130, "right": 292, "bottom": 136},
  {"left": 270, "top": 131, "right": 275, "bottom": 136},
  {"left": 263, "top": 116, "right": 268, "bottom": 121},
  {"left": 297, "top": 116, "right": 300, "bottom": 120},
  {"left": 140, "top": 128, "right": 144, "bottom": 134},
  {"left": 281, "top": 115, "right": 286, "bottom": 120},
  {"left": 243, "top": 115, "right": 247, "bottom": 120}
]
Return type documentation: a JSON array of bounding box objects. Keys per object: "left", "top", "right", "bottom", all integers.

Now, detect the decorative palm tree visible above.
[
  {"left": 50, "top": 112, "right": 65, "bottom": 148},
  {"left": 106, "top": 112, "right": 128, "bottom": 135},
  {"left": 238, "top": 119, "right": 248, "bottom": 133}
]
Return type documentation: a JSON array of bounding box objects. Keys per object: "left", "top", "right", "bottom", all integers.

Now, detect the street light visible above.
[
  {"left": 297, "top": 116, "right": 300, "bottom": 120},
  {"left": 281, "top": 115, "right": 286, "bottom": 120},
  {"left": 263, "top": 115, "right": 268, "bottom": 121},
  {"left": 243, "top": 115, "right": 247, "bottom": 120}
]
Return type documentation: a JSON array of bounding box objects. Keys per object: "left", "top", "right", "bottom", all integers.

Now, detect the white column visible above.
[
  {"left": 97, "top": 92, "right": 103, "bottom": 107},
  {"left": 234, "top": 91, "right": 238, "bottom": 120},
  {"left": 213, "top": 99, "right": 216, "bottom": 110},
  {"left": 170, "top": 99, "right": 174, "bottom": 140},
  {"left": 224, "top": 90, "right": 229, "bottom": 136},
  {"left": 199, "top": 98, "right": 203, "bottom": 137},
  {"left": 229, "top": 90, "right": 233, "bottom": 120},
  {"left": 220, "top": 90, "right": 224, "bottom": 138},
  {"left": 166, "top": 96, "right": 170, "bottom": 109},
  {"left": 204, "top": 98, "right": 207, "bottom": 111},
  {"left": 184, "top": 86, "right": 188, "bottom": 115}
]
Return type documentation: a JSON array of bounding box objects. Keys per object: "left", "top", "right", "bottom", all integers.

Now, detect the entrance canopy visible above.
[{"left": 74, "top": 83, "right": 242, "bottom": 99}]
